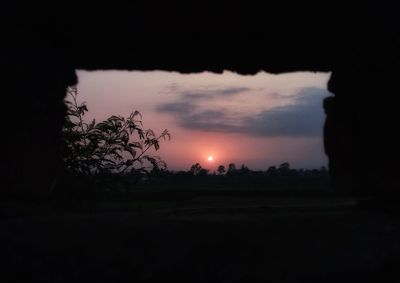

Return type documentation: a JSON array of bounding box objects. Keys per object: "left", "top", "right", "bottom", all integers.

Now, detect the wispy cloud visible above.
[
  {"left": 180, "top": 87, "right": 251, "bottom": 100},
  {"left": 157, "top": 101, "right": 196, "bottom": 114}
]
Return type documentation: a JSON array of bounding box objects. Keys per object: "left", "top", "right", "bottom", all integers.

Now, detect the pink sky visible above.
[{"left": 75, "top": 70, "right": 331, "bottom": 171}]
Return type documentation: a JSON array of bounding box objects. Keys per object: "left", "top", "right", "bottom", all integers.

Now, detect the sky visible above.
[{"left": 75, "top": 70, "right": 331, "bottom": 171}]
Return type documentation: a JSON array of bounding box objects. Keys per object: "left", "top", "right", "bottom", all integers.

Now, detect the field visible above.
[{"left": 1, "top": 188, "right": 400, "bottom": 282}]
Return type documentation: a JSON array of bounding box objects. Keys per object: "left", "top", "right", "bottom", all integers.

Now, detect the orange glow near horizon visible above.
[{"left": 208, "top": 156, "right": 214, "bottom": 162}]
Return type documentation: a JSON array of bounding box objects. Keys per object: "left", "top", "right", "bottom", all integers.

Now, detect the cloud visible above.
[
  {"left": 241, "top": 88, "right": 328, "bottom": 137},
  {"left": 157, "top": 86, "right": 329, "bottom": 137},
  {"left": 181, "top": 87, "right": 251, "bottom": 100},
  {"left": 180, "top": 110, "right": 241, "bottom": 132},
  {"left": 157, "top": 101, "right": 196, "bottom": 114}
]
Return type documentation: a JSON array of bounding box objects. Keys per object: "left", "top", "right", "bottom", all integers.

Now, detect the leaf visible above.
[
  {"left": 131, "top": 110, "right": 142, "bottom": 119},
  {"left": 161, "top": 129, "right": 171, "bottom": 140},
  {"left": 108, "top": 115, "right": 122, "bottom": 121},
  {"left": 153, "top": 140, "right": 160, "bottom": 151},
  {"left": 125, "top": 146, "right": 137, "bottom": 158},
  {"left": 102, "top": 158, "right": 116, "bottom": 164},
  {"left": 129, "top": 142, "right": 143, "bottom": 150},
  {"left": 78, "top": 104, "right": 88, "bottom": 114},
  {"left": 145, "top": 129, "right": 155, "bottom": 138},
  {"left": 136, "top": 129, "right": 145, "bottom": 140},
  {"left": 88, "top": 119, "right": 96, "bottom": 130}
]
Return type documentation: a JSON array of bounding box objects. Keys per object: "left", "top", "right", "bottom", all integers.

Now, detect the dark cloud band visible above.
[{"left": 157, "top": 87, "right": 329, "bottom": 137}]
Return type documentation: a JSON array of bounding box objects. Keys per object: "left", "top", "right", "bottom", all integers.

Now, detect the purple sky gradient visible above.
[{"left": 75, "top": 70, "right": 331, "bottom": 171}]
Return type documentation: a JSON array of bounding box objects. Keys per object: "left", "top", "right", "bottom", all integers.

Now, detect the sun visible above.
[{"left": 207, "top": 156, "right": 213, "bottom": 162}]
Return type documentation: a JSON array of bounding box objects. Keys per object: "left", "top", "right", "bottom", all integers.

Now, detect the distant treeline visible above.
[
  {"left": 133, "top": 162, "right": 330, "bottom": 188},
  {"left": 56, "top": 162, "right": 330, "bottom": 195}
]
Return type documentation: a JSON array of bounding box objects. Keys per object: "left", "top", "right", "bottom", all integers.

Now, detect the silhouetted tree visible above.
[
  {"left": 217, "top": 165, "right": 226, "bottom": 175},
  {"left": 267, "top": 166, "right": 277, "bottom": 176},
  {"left": 190, "top": 163, "right": 202, "bottom": 176},
  {"left": 226, "top": 163, "right": 237, "bottom": 177},
  {"left": 239, "top": 164, "right": 251, "bottom": 176},
  {"left": 141, "top": 160, "right": 329, "bottom": 191},
  {"left": 278, "top": 162, "right": 291, "bottom": 175},
  {"left": 62, "top": 87, "right": 170, "bottom": 178},
  {"left": 228, "top": 163, "right": 237, "bottom": 172}
]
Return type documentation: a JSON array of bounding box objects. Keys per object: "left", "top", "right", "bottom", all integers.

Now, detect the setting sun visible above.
[{"left": 208, "top": 156, "right": 213, "bottom": 162}]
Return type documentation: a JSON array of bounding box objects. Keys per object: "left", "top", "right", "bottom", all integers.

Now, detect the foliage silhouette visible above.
[
  {"left": 61, "top": 87, "right": 170, "bottom": 189},
  {"left": 217, "top": 165, "right": 226, "bottom": 175},
  {"left": 278, "top": 162, "right": 290, "bottom": 173},
  {"left": 145, "top": 160, "right": 329, "bottom": 194},
  {"left": 226, "top": 163, "right": 237, "bottom": 177},
  {"left": 190, "top": 163, "right": 203, "bottom": 176}
]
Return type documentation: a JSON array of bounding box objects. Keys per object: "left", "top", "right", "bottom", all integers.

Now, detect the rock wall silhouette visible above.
[
  {"left": 1, "top": 31, "right": 77, "bottom": 193},
  {"left": 325, "top": 39, "right": 400, "bottom": 195},
  {"left": 1, "top": 3, "right": 399, "bottom": 195}
]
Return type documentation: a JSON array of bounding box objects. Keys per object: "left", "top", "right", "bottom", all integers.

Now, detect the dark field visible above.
[{"left": 1, "top": 189, "right": 400, "bottom": 283}]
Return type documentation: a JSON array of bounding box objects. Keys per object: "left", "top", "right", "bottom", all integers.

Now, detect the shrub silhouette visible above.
[
  {"left": 190, "top": 163, "right": 203, "bottom": 176},
  {"left": 217, "top": 165, "right": 226, "bottom": 175},
  {"left": 61, "top": 87, "right": 170, "bottom": 180}
]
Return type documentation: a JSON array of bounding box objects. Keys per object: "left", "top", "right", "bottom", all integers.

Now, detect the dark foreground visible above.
[{"left": 1, "top": 192, "right": 400, "bottom": 283}]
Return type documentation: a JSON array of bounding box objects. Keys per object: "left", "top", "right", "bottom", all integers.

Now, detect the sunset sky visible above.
[{"left": 75, "top": 70, "right": 331, "bottom": 171}]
